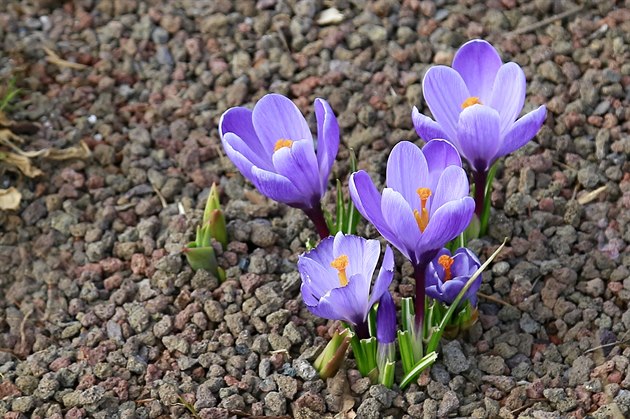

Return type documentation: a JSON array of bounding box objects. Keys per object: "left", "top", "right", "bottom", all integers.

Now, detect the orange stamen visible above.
[
  {"left": 413, "top": 187, "right": 432, "bottom": 232},
  {"left": 274, "top": 139, "right": 294, "bottom": 152},
  {"left": 438, "top": 255, "right": 454, "bottom": 281},
  {"left": 330, "top": 254, "right": 349, "bottom": 287},
  {"left": 461, "top": 96, "right": 482, "bottom": 109}
]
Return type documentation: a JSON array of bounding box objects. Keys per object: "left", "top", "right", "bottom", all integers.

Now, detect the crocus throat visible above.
[
  {"left": 330, "top": 254, "right": 349, "bottom": 287},
  {"left": 461, "top": 96, "right": 481, "bottom": 109},
  {"left": 413, "top": 187, "right": 432, "bottom": 232},
  {"left": 274, "top": 138, "right": 293, "bottom": 152},
  {"left": 438, "top": 255, "right": 454, "bottom": 281}
]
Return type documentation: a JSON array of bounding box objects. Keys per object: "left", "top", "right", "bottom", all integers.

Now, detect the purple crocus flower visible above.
[
  {"left": 413, "top": 39, "right": 547, "bottom": 174},
  {"left": 349, "top": 139, "right": 474, "bottom": 328},
  {"left": 220, "top": 93, "right": 339, "bottom": 238},
  {"left": 412, "top": 40, "right": 546, "bottom": 215},
  {"left": 298, "top": 232, "right": 394, "bottom": 339},
  {"left": 426, "top": 247, "right": 481, "bottom": 307}
]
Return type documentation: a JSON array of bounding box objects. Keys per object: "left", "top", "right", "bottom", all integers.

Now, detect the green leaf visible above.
[
  {"left": 397, "top": 330, "right": 415, "bottom": 375},
  {"left": 480, "top": 162, "right": 499, "bottom": 235},
  {"left": 379, "top": 360, "right": 395, "bottom": 388},
  {"left": 399, "top": 351, "right": 438, "bottom": 389},
  {"left": 183, "top": 245, "right": 219, "bottom": 276}
]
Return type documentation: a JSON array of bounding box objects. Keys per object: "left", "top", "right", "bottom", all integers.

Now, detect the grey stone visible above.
[
  {"left": 356, "top": 397, "right": 381, "bottom": 419},
  {"left": 443, "top": 340, "right": 470, "bottom": 374}
]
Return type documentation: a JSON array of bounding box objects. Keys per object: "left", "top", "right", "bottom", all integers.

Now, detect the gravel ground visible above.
[{"left": 0, "top": 0, "right": 629, "bottom": 418}]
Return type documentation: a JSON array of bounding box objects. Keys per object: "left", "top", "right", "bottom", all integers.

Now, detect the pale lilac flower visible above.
[
  {"left": 220, "top": 93, "right": 339, "bottom": 237},
  {"left": 412, "top": 39, "right": 547, "bottom": 175},
  {"left": 298, "top": 232, "right": 394, "bottom": 339}
]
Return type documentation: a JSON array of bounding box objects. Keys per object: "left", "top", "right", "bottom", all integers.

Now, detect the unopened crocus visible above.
[
  {"left": 220, "top": 93, "right": 339, "bottom": 238},
  {"left": 412, "top": 39, "right": 547, "bottom": 216},
  {"left": 425, "top": 247, "right": 481, "bottom": 307},
  {"left": 376, "top": 292, "right": 396, "bottom": 387},
  {"left": 298, "top": 232, "right": 394, "bottom": 339},
  {"left": 349, "top": 140, "right": 474, "bottom": 328}
]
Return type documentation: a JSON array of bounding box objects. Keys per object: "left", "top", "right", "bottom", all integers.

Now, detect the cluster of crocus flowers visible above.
[
  {"left": 217, "top": 38, "right": 542, "bottom": 390},
  {"left": 350, "top": 139, "right": 474, "bottom": 332},
  {"left": 412, "top": 39, "right": 547, "bottom": 227},
  {"left": 219, "top": 93, "right": 339, "bottom": 238}
]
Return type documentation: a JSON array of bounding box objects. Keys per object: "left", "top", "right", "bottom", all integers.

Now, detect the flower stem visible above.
[
  {"left": 473, "top": 170, "right": 487, "bottom": 218},
  {"left": 413, "top": 262, "right": 427, "bottom": 332},
  {"left": 303, "top": 206, "right": 330, "bottom": 240}
]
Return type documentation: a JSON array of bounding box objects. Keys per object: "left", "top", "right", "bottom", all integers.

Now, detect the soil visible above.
[{"left": 0, "top": 0, "right": 629, "bottom": 418}]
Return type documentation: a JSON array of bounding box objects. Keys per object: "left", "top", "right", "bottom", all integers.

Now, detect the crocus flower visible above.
[
  {"left": 412, "top": 39, "right": 547, "bottom": 175},
  {"left": 425, "top": 247, "right": 481, "bottom": 307},
  {"left": 350, "top": 140, "right": 474, "bottom": 267},
  {"left": 298, "top": 232, "right": 394, "bottom": 339},
  {"left": 220, "top": 93, "right": 339, "bottom": 238},
  {"left": 349, "top": 139, "right": 474, "bottom": 329}
]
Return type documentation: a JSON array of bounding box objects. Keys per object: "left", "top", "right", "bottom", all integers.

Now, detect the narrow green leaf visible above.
[
  {"left": 397, "top": 330, "right": 415, "bottom": 375},
  {"left": 480, "top": 162, "right": 499, "bottom": 235},
  {"left": 399, "top": 351, "right": 438, "bottom": 389},
  {"left": 379, "top": 361, "right": 395, "bottom": 388},
  {"left": 335, "top": 179, "right": 344, "bottom": 233}
]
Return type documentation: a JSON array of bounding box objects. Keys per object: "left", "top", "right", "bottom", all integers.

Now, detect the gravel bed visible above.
[{"left": 0, "top": 0, "right": 629, "bottom": 418}]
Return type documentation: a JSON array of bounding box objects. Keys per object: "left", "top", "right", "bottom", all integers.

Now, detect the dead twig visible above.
[
  {"left": 507, "top": 5, "right": 583, "bottom": 36},
  {"left": 477, "top": 292, "right": 513, "bottom": 307},
  {"left": 43, "top": 47, "right": 88, "bottom": 70}
]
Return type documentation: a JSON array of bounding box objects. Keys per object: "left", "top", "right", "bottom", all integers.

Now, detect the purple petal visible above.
[
  {"left": 298, "top": 253, "right": 339, "bottom": 299},
  {"left": 437, "top": 279, "right": 467, "bottom": 304},
  {"left": 252, "top": 94, "right": 313, "bottom": 154},
  {"left": 421, "top": 139, "right": 463, "bottom": 192},
  {"left": 452, "top": 248, "right": 480, "bottom": 276},
  {"left": 301, "top": 282, "right": 321, "bottom": 307},
  {"left": 368, "top": 245, "right": 394, "bottom": 308},
  {"left": 489, "top": 62, "right": 526, "bottom": 137},
  {"left": 376, "top": 292, "right": 396, "bottom": 344},
  {"left": 250, "top": 166, "right": 308, "bottom": 207},
  {"left": 422, "top": 66, "right": 469, "bottom": 142},
  {"left": 301, "top": 235, "right": 334, "bottom": 267},
  {"left": 457, "top": 105, "right": 502, "bottom": 173},
  {"left": 223, "top": 132, "right": 273, "bottom": 171},
  {"left": 429, "top": 166, "right": 470, "bottom": 215},
  {"left": 349, "top": 171, "right": 395, "bottom": 240},
  {"left": 386, "top": 141, "right": 429, "bottom": 210},
  {"left": 219, "top": 107, "right": 269, "bottom": 161},
  {"left": 496, "top": 105, "right": 547, "bottom": 158},
  {"left": 420, "top": 197, "right": 475, "bottom": 252},
  {"left": 222, "top": 133, "right": 257, "bottom": 183},
  {"left": 412, "top": 107, "right": 448, "bottom": 142},
  {"left": 332, "top": 233, "right": 380, "bottom": 293},
  {"left": 272, "top": 139, "right": 321, "bottom": 203},
  {"left": 381, "top": 188, "right": 422, "bottom": 260},
  {"left": 312, "top": 273, "right": 369, "bottom": 325},
  {"left": 452, "top": 39, "right": 502, "bottom": 103},
  {"left": 314, "top": 98, "right": 339, "bottom": 195}
]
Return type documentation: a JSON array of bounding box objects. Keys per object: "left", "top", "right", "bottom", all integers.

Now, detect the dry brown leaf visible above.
[
  {"left": 43, "top": 47, "right": 88, "bottom": 70},
  {"left": 577, "top": 185, "right": 607, "bottom": 205},
  {"left": 0, "top": 187, "right": 21, "bottom": 210},
  {"left": 31, "top": 140, "right": 91, "bottom": 160},
  {"left": 0, "top": 151, "right": 43, "bottom": 177}
]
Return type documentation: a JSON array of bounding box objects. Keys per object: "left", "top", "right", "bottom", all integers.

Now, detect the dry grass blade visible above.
[
  {"left": 0, "top": 187, "right": 21, "bottom": 210},
  {"left": 577, "top": 185, "right": 607, "bottom": 205},
  {"left": 43, "top": 46, "right": 88, "bottom": 70}
]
